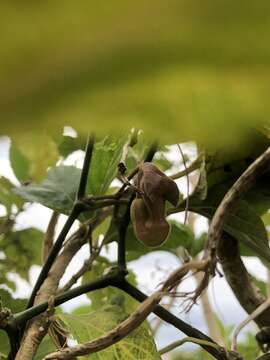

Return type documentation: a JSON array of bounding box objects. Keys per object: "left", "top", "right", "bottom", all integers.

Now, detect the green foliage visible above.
[
  {"left": 1, "top": 2, "right": 270, "bottom": 148},
  {"left": 13, "top": 135, "right": 128, "bottom": 214},
  {"left": 0, "top": 288, "right": 27, "bottom": 314},
  {"left": 224, "top": 201, "right": 270, "bottom": 263},
  {"left": 56, "top": 304, "right": 161, "bottom": 360},
  {"left": 247, "top": 176, "right": 270, "bottom": 216},
  {"left": 10, "top": 133, "right": 59, "bottom": 182},
  {"left": 251, "top": 276, "right": 267, "bottom": 297},
  {"left": 192, "top": 196, "right": 270, "bottom": 263},
  {"left": 188, "top": 133, "right": 270, "bottom": 262},
  {"left": 172, "top": 350, "right": 213, "bottom": 360},
  {"left": 0, "top": 177, "right": 24, "bottom": 214},
  {"left": 57, "top": 134, "right": 86, "bottom": 158},
  {"left": 82, "top": 256, "right": 138, "bottom": 312},
  {"left": 9, "top": 143, "right": 30, "bottom": 183},
  {"left": 171, "top": 327, "right": 260, "bottom": 360},
  {"left": 237, "top": 332, "right": 261, "bottom": 359},
  {"left": 0, "top": 228, "right": 44, "bottom": 281},
  {"left": 33, "top": 336, "right": 57, "bottom": 360},
  {"left": 0, "top": 289, "right": 27, "bottom": 358},
  {"left": 14, "top": 166, "right": 81, "bottom": 214},
  {"left": 86, "top": 135, "right": 127, "bottom": 196},
  {"left": 194, "top": 131, "right": 269, "bottom": 202},
  {"left": 216, "top": 317, "right": 261, "bottom": 360},
  {"left": 153, "top": 153, "right": 172, "bottom": 172},
  {"left": 0, "top": 332, "right": 9, "bottom": 359}
]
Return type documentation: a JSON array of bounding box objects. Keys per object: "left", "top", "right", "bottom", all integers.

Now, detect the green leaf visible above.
[
  {"left": 0, "top": 266, "right": 16, "bottom": 291},
  {"left": 251, "top": 276, "right": 267, "bottom": 297},
  {"left": 11, "top": 133, "right": 59, "bottom": 182},
  {"left": 190, "top": 195, "right": 270, "bottom": 265},
  {"left": 9, "top": 143, "right": 30, "bottom": 183},
  {"left": 166, "top": 222, "right": 195, "bottom": 253},
  {"left": 153, "top": 155, "right": 172, "bottom": 172},
  {"left": 14, "top": 166, "right": 80, "bottom": 214},
  {"left": 245, "top": 174, "right": 270, "bottom": 216},
  {"left": 190, "top": 232, "right": 207, "bottom": 257},
  {"left": 0, "top": 228, "right": 44, "bottom": 280},
  {"left": 125, "top": 133, "right": 150, "bottom": 173},
  {"left": 225, "top": 206, "right": 270, "bottom": 265},
  {"left": 57, "top": 135, "right": 86, "bottom": 158},
  {"left": 237, "top": 332, "right": 261, "bottom": 360},
  {"left": 92, "top": 215, "right": 111, "bottom": 245},
  {"left": 0, "top": 332, "right": 9, "bottom": 358},
  {"left": 0, "top": 288, "right": 27, "bottom": 313},
  {"left": 72, "top": 304, "right": 92, "bottom": 315},
  {"left": 82, "top": 256, "right": 137, "bottom": 312},
  {"left": 0, "top": 289, "right": 27, "bottom": 357},
  {"left": 0, "top": 177, "right": 24, "bottom": 213},
  {"left": 87, "top": 135, "right": 127, "bottom": 196},
  {"left": 56, "top": 304, "right": 161, "bottom": 360},
  {"left": 204, "top": 132, "right": 269, "bottom": 191}
]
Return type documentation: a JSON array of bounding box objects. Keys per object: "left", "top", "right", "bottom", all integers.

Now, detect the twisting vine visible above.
[{"left": 0, "top": 138, "right": 241, "bottom": 360}]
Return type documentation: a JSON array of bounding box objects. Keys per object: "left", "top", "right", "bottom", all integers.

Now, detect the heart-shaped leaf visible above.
[
  {"left": 14, "top": 166, "right": 80, "bottom": 214},
  {"left": 55, "top": 304, "right": 161, "bottom": 360}
]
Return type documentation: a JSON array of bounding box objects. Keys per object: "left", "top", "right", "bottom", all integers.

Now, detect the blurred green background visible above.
[{"left": 1, "top": 0, "right": 270, "bottom": 146}]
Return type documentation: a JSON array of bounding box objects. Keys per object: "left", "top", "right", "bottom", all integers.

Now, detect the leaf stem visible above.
[{"left": 158, "top": 336, "right": 221, "bottom": 355}]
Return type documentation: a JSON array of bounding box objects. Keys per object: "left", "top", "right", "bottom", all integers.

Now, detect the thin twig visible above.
[
  {"left": 45, "top": 259, "right": 226, "bottom": 360},
  {"left": 158, "top": 336, "right": 221, "bottom": 355},
  {"left": 77, "top": 135, "right": 95, "bottom": 199},
  {"left": 26, "top": 136, "right": 95, "bottom": 310},
  {"left": 43, "top": 212, "right": 59, "bottom": 262},
  {"left": 11, "top": 272, "right": 229, "bottom": 360},
  {"left": 152, "top": 292, "right": 175, "bottom": 335},
  {"left": 115, "top": 141, "right": 158, "bottom": 197},
  {"left": 120, "top": 129, "right": 138, "bottom": 163},
  {"left": 162, "top": 260, "right": 209, "bottom": 292},
  {"left": 176, "top": 146, "right": 270, "bottom": 309},
  {"left": 60, "top": 235, "right": 107, "bottom": 292},
  {"left": 60, "top": 259, "right": 93, "bottom": 292},
  {"left": 170, "top": 153, "right": 203, "bottom": 180},
  {"left": 43, "top": 249, "right": 232, "bottom": 359},
  {"left": 118, "top": 281, "right": 230, "bottom": 360},
  {"left": 231, "top": 299, "right": 270, "bottom": 352},
  {"left": 177, "top": 144, "right": 189, "bottom": 225}
]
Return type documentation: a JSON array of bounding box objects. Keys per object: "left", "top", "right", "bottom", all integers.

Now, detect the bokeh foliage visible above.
[{"left": 1, "top": 1, "right": 270, "bottom": 146}]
